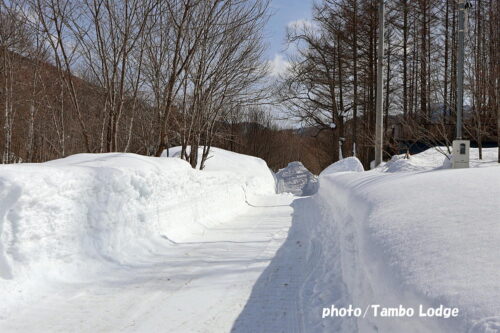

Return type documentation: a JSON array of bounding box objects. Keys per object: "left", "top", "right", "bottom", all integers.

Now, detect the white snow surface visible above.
[
  {"left": 162, "top": 146, "right": 276, "bottom": 196},
  {"left": 312, "top": 148, "right": 500, "bottom": 332},
  {"left": 380, "top": 147, "right": 498, "bottom": 172},
  {"left": 0, "top": 149, "right": 286, "bottom": 332},
  {"left": 1, "top": 146, "right": 499, "bottom": 333},
  {"left": 320, "top": 156, "right": 365, "bottom": 176},
  {"left": 276, "top": 161, "right": 318, "bottom": 196}
]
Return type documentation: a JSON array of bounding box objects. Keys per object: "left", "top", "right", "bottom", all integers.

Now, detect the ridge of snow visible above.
[
  {"left": 162, "top": 146, "right": 276, "bottom": 196},
  {"left": 319, "top": 157, "right": 364, "bottom": 176},
  {"left": 315, "top": 148, "right": 500, "bottom": 332},
  {"left": 378, "top": 147, "right": 498, "bottom": 173},
  {"left": 0, "top": 149, "right": 276, "bottom": 315},
  {"left": 276, "top": 161, "right": 318, "bottom": 196}
]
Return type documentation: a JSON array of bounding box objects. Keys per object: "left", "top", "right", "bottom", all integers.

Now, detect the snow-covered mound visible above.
[
  {"left": 320, "top": 157, "right": 364, "bottom": 176},
  {"left": 162, "top": 146, "right": 276, "bottom": 195},
  {"left": 276, "top": 161, "right": 318, "bottom": 196},
  {"left": 0, "top": 150, "right": 275, "bottom": 290},
  {"left": 380, "top": 147, "right": 498, "bottom": 172},
  {"left": 315, "top": 150, "right": 500, "bottom": 332}
]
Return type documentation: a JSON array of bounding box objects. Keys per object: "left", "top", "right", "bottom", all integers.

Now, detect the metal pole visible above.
[
  {"left": 456, "top": 0, "right": 465, "bottom": 139},
  {"left": 452, "top": 0, "right": 470, "bottom": 169},
  {"left": 374, "top": 0, "right": 384, "bottom": 167}
]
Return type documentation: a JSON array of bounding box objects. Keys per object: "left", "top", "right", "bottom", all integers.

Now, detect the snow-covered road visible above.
[{"left": 0, "top": 194, "right": 295, "bottom": 333}]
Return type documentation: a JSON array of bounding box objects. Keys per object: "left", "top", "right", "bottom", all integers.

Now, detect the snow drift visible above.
[
  {"left": 0, "top": 149, "right": 276, "bottom": 289},
  {"left": 319, "top": 156, "right": 364, "bottom": 176},
  {"left": 162, "top": 146, "right": 276, "bottom": 196},
  {"left": 315, "top": 149, "right": 500, "bottom": 332},
  {"left": 276, "top": 161, "right": 318, "bottom": 196},
  {"left": 380, "top": 147, "right": 498, "bottom": 173}
]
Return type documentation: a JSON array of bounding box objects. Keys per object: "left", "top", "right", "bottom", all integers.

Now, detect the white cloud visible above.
[{"left": 268, "top": 54, "right": 290, "bottom": 78}]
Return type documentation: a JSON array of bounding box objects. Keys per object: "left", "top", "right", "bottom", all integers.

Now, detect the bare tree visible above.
[
  {"left": 0, "top": 0, "right": 32, "bottom": 163},
  {"left": 69, "top": 0, "right": 156, "bottom": 152}
]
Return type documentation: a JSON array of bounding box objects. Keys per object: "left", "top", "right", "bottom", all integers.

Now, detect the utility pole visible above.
[
  {"left": 374, "top": 0, "right": 384, "bottom": 167},
  {"left": 452, "top": 0, "right": 471, "bottom": 168},
  {"left": 456, "top": 0, "right": 465, "bottom": 139}
]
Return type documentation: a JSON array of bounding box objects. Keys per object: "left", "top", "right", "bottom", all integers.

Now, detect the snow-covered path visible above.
[
  {"left": 232, "top": 196, "right": 353, "bottom": 333},
  {"left": 232, "top": 196, "right": 335, "bottom": 333},
  {"left": 0, "top": 194, "right": 295, "bottom": 333}
]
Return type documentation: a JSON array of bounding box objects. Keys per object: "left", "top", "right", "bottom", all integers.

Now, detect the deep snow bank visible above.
[
  {"left": 319, "top": 157, "right": 364, "bottom": 176},
  {"left": 162, "top": 146, "right": 276, "bottom": 195},
  {"left": 276, "top": 161, "right": 318, "bottom": 196},
  {"left": 0, "top": 150, "right": 275, "bottom": 287},
  {"left": 315, "top": 151, "right": 500, "bottom": 332},
  {"left": 380, "top": 147, "right": 498, "bottom": 172}
]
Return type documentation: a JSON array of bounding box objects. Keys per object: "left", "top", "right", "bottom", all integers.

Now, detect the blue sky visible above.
[{"left": 264, "top": 0, "right": 314, "bottom": 76}]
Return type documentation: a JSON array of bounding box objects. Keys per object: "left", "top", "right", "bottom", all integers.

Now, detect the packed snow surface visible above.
[{"left": 276, "top": 161, "right": 318, "bottom": 196}]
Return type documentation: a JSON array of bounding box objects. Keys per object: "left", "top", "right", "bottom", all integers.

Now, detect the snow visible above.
[
  {"left": 0, "top": 153, "right": 250, "bottom": 277},
  {"left": 380, "top": 147, "right": 498, "bottom": 173},
  {"left": 1, "top": 193, "right": 294, "bottom": 332},
  {"left": 319, "top": 156, "right": 364, "bottom": 176},
  {"left": 232, "top": 149, "right": 499, "bottom": 332},
  {"left": 162, "top": 146, "right": 276, "bottom": 196},
  {"left": 276, "top": 161, "right": 318, "bottom": 196},
  {"left": 313, "top": 148, "right": 500, "bottom": 332},
  {"left": 0, "top": 149, "right": 284, "bottom": 332},
  {"left": 232, "top": 157, "right": 368, "bottom": 332},
  {"left": 1, "top": 145, "right": 499, "bottom": 332}
]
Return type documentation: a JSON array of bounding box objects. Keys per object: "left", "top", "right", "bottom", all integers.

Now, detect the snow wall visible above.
[
  {"left": 0, "top": 149, "right": 276, "bottom": 286},
  {"left": 162, "top": 146, "right": 276, "bottom": 196},
  {"left": 276, "top": 161, "right": 319, "bottom": 196},
  {"left": 314, "top": 150, "right": 500, "bottom": 332}
]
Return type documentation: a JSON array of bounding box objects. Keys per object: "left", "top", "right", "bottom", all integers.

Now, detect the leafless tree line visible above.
[
  {"left": 279, "top": 0, "right": 499, "bottom": 167},
  {"left": 215, "top": 106, "right": 331, "bottom": 173},
  {"left": 0, "top": 0, "right": 270, "bottom": 168}
]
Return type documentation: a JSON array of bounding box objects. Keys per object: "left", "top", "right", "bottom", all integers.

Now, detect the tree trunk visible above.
[
  {"left": 402, "top": 0, "right": 408, "bottom": 119},
  {"left": 420, "top": 0, "right": 428, "bottom": 121},
  {"left": 444, "top": 0, "right": 450, "bottom": 119},
  {"left": 352, "top": 0, "right": 358, "bottom": 155}
]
